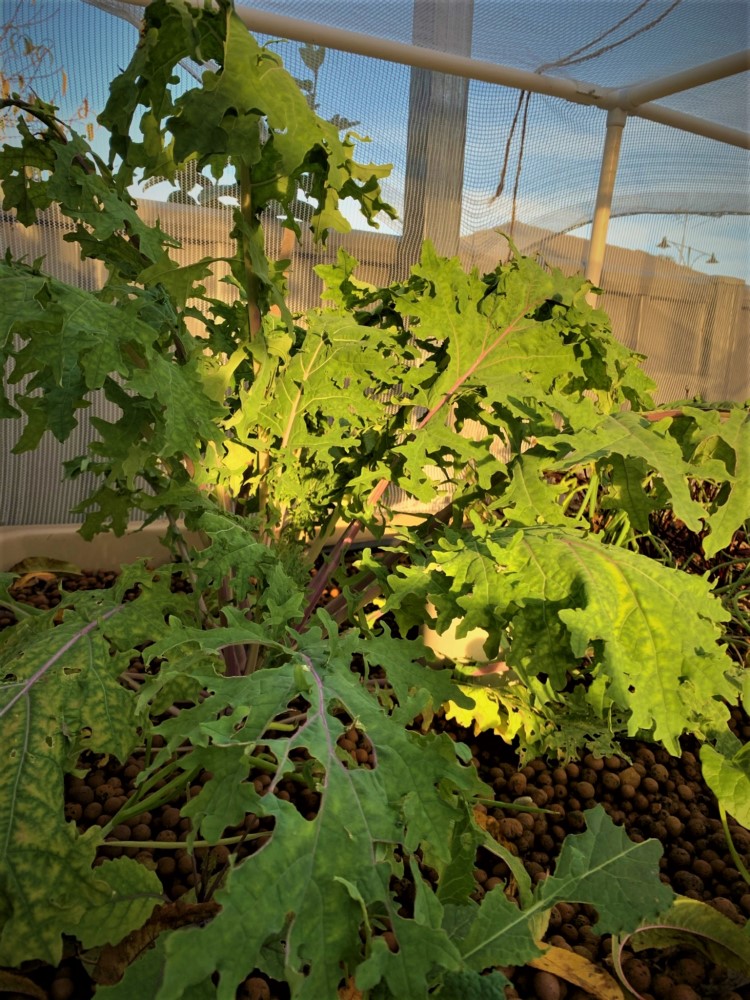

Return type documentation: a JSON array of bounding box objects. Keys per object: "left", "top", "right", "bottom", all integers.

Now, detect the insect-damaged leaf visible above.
[
  {"left": 538, "top": 806, "right": 672, "bottom": 933},
  {"left": 449, "top": 806, "right": 671, "bottom": 973},
  {"left": 115, "top": 628, "right": 482, "bottom": 1000},
  {"left": 388, "top": 521, "right": 734, "bottom": 757},
  {"left": 0, "top": 590, "right": 177, "bottom": 965}
]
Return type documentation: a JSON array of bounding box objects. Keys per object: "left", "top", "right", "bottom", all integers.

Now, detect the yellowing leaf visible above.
[
  {"left": 10, "top": 556, "right": 82, "bottom": 576},
  {"left": 529, "top": 945, "right": 624, "bottom": 999},
  {"left": 620, "top": 895, "right": 750, "bottom": 978},
  {"left": 701, "top": 743, "right": 750, "bottom": 827},
  {"left": 0, "top": 583, "right": 185, "bottom": 966},
  {"left": 444, "top": 686, "right": 503, "bottom": 735},
  {"left": 403, "top": 520, "right": 735, "bottom": 758}
]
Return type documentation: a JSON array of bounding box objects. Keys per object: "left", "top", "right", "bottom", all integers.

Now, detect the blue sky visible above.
[{"left": 6, "top": 0, "right": 750, "bottom": 282}]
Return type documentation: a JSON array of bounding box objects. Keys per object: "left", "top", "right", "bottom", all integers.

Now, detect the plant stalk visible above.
[
  {"left": 720, "top": 806, "right": 750, "bottom": 886},
  {"left": 102, "top": 832, "right": 268, "bottom": 850}
]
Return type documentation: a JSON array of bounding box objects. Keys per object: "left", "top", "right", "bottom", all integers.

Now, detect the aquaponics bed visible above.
[
  {"left": 1, "top": 1, "right": 749, "bottom": 998},
  {"left": 1, "top": 513, "right": 749, "bottom": 1000}
]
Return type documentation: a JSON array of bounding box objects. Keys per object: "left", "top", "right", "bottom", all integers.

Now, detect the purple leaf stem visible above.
[{"left": 299, "top": 297, "right": 544, "bottom": 629}]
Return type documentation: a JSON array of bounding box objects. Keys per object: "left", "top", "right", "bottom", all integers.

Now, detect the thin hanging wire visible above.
[
  {"left": 537, "top": 0, "right": 684, "bottom": 74},
  {"left": 493, "top": 0, "right": 685, "bottom": 233},
  {"left": 509, "top": 91, "right": 531, "bottom": 232}
]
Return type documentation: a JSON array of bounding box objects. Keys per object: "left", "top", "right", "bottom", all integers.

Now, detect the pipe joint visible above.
[{"left": 606, "top": 107, "right": 628, "bottom": 129}]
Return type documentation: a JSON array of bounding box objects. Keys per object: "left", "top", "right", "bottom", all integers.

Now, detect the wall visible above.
[{"left": 1, "top": 200, "right": 747, "bottom": 524}]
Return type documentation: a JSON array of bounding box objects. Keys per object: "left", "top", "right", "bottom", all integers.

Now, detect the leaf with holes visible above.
[
  {"left": 109, "top": 624, "right": 483, "bottom": 1000},
  {"left": 498, "top": 453, "right": 570, "bottom": 527},
  {"left": 0, "top": 602, "right": 158, "bottom": 965},
  {"left": 538, "top": 806, "right": 672, "bottom": 933},
  {"left": 448, "top": 805, "right": 671, "bottom": 976}
]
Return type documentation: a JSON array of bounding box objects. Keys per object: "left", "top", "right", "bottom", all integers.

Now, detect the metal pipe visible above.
[
  {"left": 633, "top": 102, "right": 749, "bottom": 149},
  {"left": 618, "top": 50, "right": 750, "bottom": 108},
  {"left": 585, "top": 108, "right": 627, "bottom": 299},
  {"left": 114, "top": 0, "right": 612, "bottom": 106},
  {"left": 110, "top": 1, "right": 750, "bottom": 150}
]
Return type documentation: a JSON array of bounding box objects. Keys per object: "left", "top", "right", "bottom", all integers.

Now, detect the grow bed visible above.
[{"left": 1, "top": 547, "right": 748, "bottom": 1000}]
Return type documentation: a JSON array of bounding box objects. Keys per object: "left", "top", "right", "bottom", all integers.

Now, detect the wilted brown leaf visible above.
[
  {"left": 9, "top": 556, "right": 82, "bottom": 576},
  {"left": 338, "top": 976, "right": 363, "bottom": 1000},
  {"left": 93, "top": 899, "right": 220, "bottom": 986}
]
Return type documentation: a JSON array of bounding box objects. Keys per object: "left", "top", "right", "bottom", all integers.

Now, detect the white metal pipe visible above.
[
  {"left": 585, "top": 108, "right": 627, "bottom": 298},
  {"left": 114, "top": 0, "right": 612, "bottom": 105},
  {"left": 618, "top": 50, "right": 750, "bottom": 108},
  {"left": 234, "top": 7, "right": 611, "bottom": 106},
  {"left": 110, "top": 0, "right": 750, "bottom": 150},
  {"left": 633, "top": 102, "right": 750, "bottom": 149}
]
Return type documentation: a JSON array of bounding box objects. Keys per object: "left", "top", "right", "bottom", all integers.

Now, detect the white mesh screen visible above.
[{"left": 1, "top": 0, "right": 748, "bottom": 524}]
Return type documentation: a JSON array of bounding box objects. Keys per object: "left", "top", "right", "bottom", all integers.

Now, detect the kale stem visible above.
[
  {"left": 102, "top": 762, "right": 201, "bottom": 835},
  {"left": 474, "top": 797, "right": 553, "bottom": 815},
  {"left": 102, "top": 832, "right": 267, "bottom": 850},
  {"left": 720, "top": 806, "right": 750, "bottom": 886}
]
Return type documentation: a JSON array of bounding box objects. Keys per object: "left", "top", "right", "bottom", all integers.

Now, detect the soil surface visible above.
[{"left": 2, "top": 551, "right": 748, "bottom": 1000}]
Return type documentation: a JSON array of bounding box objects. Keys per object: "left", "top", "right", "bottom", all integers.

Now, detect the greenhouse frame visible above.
[
  {"left": 1, "top": 2, "right": 749, "bottom": 999},
  {"left": 2, "top": 0, "right": 748, "bottom": 522}
]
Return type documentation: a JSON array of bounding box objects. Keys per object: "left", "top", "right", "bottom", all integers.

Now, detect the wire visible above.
[
  {"left": 493, "top": 0, "right": 686, "bottom": 229},
  {"left": 546, "top": 0, "right": 685, "bottom": 72},
  {"left": 537, "top": 0, "right": 654, "bottom": 74}
]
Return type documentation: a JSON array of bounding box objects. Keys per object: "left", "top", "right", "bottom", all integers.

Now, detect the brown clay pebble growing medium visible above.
[
  {"left": 3, "top": 567, "right": 749, "bottom": 1000},
  {"left": 441, "top": 717, "right": 750, "bottom": 1000},
  {"left": 55, "top": 727, "right": 750, "bottom": 999}
]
